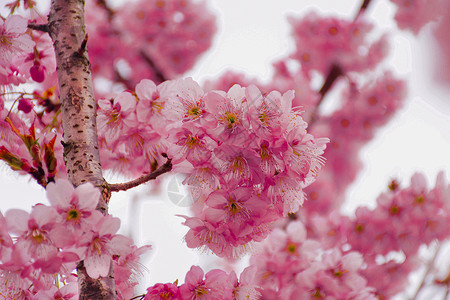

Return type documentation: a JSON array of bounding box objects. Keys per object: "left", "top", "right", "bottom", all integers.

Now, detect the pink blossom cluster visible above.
[
  {"left": 204, "top": 70, "right": 406, "bottom": 216},
  {"left": 250, "top": 172, "right": 450, "bottom": 299},
  {"left": 301, "top": 172, "right": 450, "bottom": 298},
  {"left": 203, "top": 60, "right": 319, "bottom": 117},
  {"left": 144, "top": 265, "right": 260, "bottom": 300},
  {"left": 288, "top": 12, "right": 388, "bottom": 77},
  {"left": 250, "top": 220, "right": 377, "bottom": 299},
  {"left": 389, "top": 0, "right": 445, "bottom": 34},
  {"left": 20, "top": 29, "right": 57, "bottom": 85},
  {"left": 0, "top": 15, "right": 34, "bottom": 86},
  {"left": 432, "top": 2, "right": 450, "bottom": 84},
  {"left": 86, "top": 0, "right": 216, "bottom": 91},
  {"left": 0, "top": 179, "right": 150, "bottom": 299},
  {"left": 304, "top": 72, "right": 406, "bottom": 212},
  {"left": 97, "top": 77, "right": 328, "bottom": 257},
  {"left": 0, "top": 90, "right": 66, "bottom": 187}
]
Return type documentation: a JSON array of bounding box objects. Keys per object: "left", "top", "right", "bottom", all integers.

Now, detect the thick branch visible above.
[
  {"left": 48, "top": 0, "right": 116, "bottom": 298},
  {"left": 109, "top": 158, "right": 172, "bottom": 192}
]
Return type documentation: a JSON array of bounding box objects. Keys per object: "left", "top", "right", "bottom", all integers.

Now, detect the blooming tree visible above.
[{"left": 0, "top": 0, "right": 449, "bottom": 299}]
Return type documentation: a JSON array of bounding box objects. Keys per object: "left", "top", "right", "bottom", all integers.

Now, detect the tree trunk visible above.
[{"left": 47, "top": 0, "right": 116, "bottom": 298}]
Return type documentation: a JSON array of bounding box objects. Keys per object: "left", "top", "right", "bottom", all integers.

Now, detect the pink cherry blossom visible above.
[
  {"left": 179, "top": 266, "right": 228, "bottom": 300},
  {"left": 5, "top": 205, "right": 59, "bottom": 259},
  {"left": 389, "top": 0, "right": 445, "bottom": 34},
  {"left": 288, "top": 12, "right": 388, "bottom": 77},
  {"left": 46, "top": 179, "right": 102, "bottom": 232},
  {"left": 145, "top": 282, "right": 180, "bottom": 300},
  {"left": 76, "top": 215, "right": 128, "bottom": 279},
  {"left": 0, "top": 15, "right": 34, "bottom": 67},
  {"left": 97, "top": 92, "right": 138, "bottom": 144}
]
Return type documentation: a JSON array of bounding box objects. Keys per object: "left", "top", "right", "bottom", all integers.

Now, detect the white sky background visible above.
[{"left": 1, "top": 0, "right": 450, "bottom": 298}]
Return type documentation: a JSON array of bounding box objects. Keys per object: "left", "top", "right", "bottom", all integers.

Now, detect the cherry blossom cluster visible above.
[
  {"left": 288, "top": 12, "right": 388, "bottom": 77},
  {"left": 251, "top": 172, "right": 450, "bottom": 299},
  {"left": 1, "top": 0, "right": 450, "bottom": 298},
  {"left": 388, "top": 0, "right": 446, "bottom": 34},
  {"left": 86, "top": 0, "right": 216, "bottom": 92},
  {"left": 304, "top": 72, "right": 406, "bottom": 212},
  {"left": 0, "top": 0, "right": 215, "bottom": 95},
  {"left": 144, "top": 265, "right": 260, "bottom": 300},
  {"left": 299, "top": 172, "right": 450, "bottom": 298},
  {"left": 0, "top": 15, "right": 34, "bottom": 86},
  {"left": 0, "top": 179, "right": 150, "bottom": 299},
  {"left": 250, "top": 220, "right": 377, "bottom": 299},
  {"left": 97, "top": 77, "right": 328, "bottom": 258},
  {"left": 433, "top": 2, "right": 450, "bottom": 84},
  {"left": 0, "top": 86, "right": 66, "bottom": 188}
]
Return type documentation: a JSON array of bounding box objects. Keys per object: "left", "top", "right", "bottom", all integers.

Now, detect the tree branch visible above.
[
  {"left": 355, "top": 0, "right": 374, "bottom": 20},
  {"left": 309, "top": 64, "right": 343, "bottom": 125},
  {"left": 411, "top": 243, "right": 441, "bottom": 300},
  {"left": 96, "top": 0, "right": 115, "bottom": 21},
  {"left": 109, "top": 157, "right": 172, "bottom": 192},
  {"left": 140, "top": 50, "right": 167, "bottom": 84},
  {"left": 47, "top": 0, "right": 116, "bottom": 298},
  {"left": 28, "top": 23, "right": 50, "bottom": 33}
]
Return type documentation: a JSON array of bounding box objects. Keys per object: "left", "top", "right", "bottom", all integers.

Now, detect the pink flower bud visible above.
[
  {"left": 30, "top": 64, "right": 46, "bottom": 82},
  {"left": 18, "top": 98, "right": 34, "bottom": 113}
]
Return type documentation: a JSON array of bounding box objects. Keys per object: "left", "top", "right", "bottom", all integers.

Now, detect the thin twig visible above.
[
  {"left": 411, "top": 243, "right": 442, "bottom": 300},
  {"left": 28, "top": 23, "right": 50, "bottom": 33},
  {"left": 128, "top": 294, "right": 145, "bottom": 300},
  {"left": 77, "top": 33, "right": 89, "bottom": 56},
  {"left": 354, "top": 0, "right": 373, "bottom": 20},
  {"left": 109, "top": 157, "right": 172, "bottom": 192},
  {"left": 308, "top": 64, "right": 343, "bottom": 126},
  {"left": 96, "top": 0, "right": 115, "bottom": 21},
  {"left": 140, "top": 50, "right": 167, "bottom": 84}
]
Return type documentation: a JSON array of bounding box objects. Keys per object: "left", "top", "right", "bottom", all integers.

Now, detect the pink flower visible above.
[
  {"left": 214, "top": 144, "right": 262, "bottom": 184},
  {"left": 179, "top": 266, "right": 228, "bottom": 300},
  {"left": 97, "top": 92, "right": 138, "bottom": 144},
  {"left": 228, "top": 266, "right": 261, "bottom": 300},
  {"left": 114, "top": 240, "right": 152, "bottom": 299},
  {"left": 204, "top": 84, "right": 248, "bottom": 141},
  {"left": 32, "top": 282, "right": 78, "bottom": 300},
  {"left": 288, "top": 13, "right": 387, "bottom": 76},
  {"left": 389, "top": 0, "right": 445, "bottom": 34},
  {"left": 169, "top": 123, "right": 213, "bottom": 165},
  {"left": 46, "top": 179, "right": 102, "bottom": 232},
  {"left": 164, "top": 78, "right": 206, "bottom": 122},
  {"left": 0, "top": 211, "right": 13, "bottom": 252},
  {"left": 205, "top": 187, "right": 266, "bottom": 225},
  {"left": 5, "top": 205, "right": 59, "bottom": 259},
  {"left": 245, "top": 85, "right": 293, "bottom": 137},
  {"left": 135, "top": 79, "right": 171, "bottom": 132},
  {"left": 76, "top": 215, "right": 129, "bottom": 279},
  {"left": 0, "top": 15, "right": 34, "bottom": 66},
  {"left": 145, "top": 282, "right": 180, "bottom": 300},
  {"left": 181, "top": 215, "right": 228, "bottom": 256}
]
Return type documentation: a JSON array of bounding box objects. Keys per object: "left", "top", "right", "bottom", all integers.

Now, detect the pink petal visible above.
[
  {"left": 75, "top": 182, "right": 100, "bottom": 211},
  {"left": 31, "top": 205, "right": 58, "bottom": 227},
  {"left": 184, "top": 265, "right": 204, "bottom": 287},
  {"left": 84, "top": 253, "right": 111, "bottom": 279},
  {"left": 5, "top": 209, "right": 29, "bottom": 234},
  {"left": 46, "top": 179, "right": 74, "bottom": 209},
  {"left": 98, "top": 216, "right": 120, "bottom": 236},
  {"left": 136, "top": 79, "right": 157, "bottom": 100}
]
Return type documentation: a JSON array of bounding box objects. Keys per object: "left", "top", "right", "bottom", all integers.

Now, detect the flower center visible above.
[{"left": 67, "top": 209, "right": 80, "bottom": 220}]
